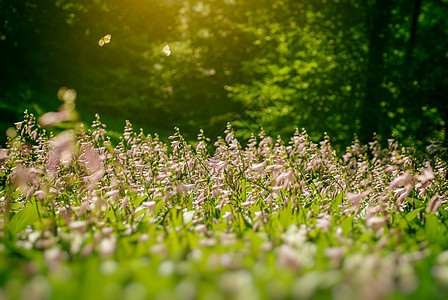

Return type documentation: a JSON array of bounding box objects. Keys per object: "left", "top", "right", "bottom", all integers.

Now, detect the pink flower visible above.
[
  {"left": 389, "top": 171, "right": 413, "bottom": 190},
  {"left": 416, "top": 166, "right": 435, "bottom": 186},
  {"left": 347, "top": 189, "right": 371, "bottom": 209},
  {"left": 250, "top": 162, "right": 266, "bottom": 175}
]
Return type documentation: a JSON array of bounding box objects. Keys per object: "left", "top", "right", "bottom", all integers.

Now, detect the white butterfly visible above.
[
  {"left": 98, "top": 34, "right": 111, "bottom": 47},
  {"left": 161, "top": 44, "right": 171, "bottom": 56}
]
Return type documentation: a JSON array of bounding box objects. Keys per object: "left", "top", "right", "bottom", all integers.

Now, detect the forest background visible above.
[{"left": 1, "top": 0, "right": 447, "bottom": 150}]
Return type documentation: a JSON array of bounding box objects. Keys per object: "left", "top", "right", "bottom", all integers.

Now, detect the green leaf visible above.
[
  {"left": 240, "top": 179, "right": 247, "bottom": 203},
  {"left": 340, "top": 216, "right": 353, "bottom": 237},
  {"left": 405, "top": 207, "right": 424, "bottom": 222},
  {"left": 331, "top": 191, "right": 344, "bottom": 213},
  {"left": 425, "top": 213, "right": 443, "bottom": 243},
  {"left": 278, "top": 201, "right": 293, "bottom": 229},
  {"left": 8, "top": 202, "right": 40, "bottom": 236}
]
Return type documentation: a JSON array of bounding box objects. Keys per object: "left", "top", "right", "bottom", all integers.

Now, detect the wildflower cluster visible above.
[{"left": 0, "top": 112, "right": 447, "bottom": 299}]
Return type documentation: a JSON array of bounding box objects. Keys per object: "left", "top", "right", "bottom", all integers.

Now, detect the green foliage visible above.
[
  {"left": 8, "top": 200, "right": 40, "bottom": 237},
  {"left": 1, "top": 0, "right": 447, "bottom": 148}
]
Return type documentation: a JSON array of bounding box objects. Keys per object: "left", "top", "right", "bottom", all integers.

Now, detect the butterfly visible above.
[
  {"left": 161, "top": 44, "right": 171, "bottom": 56},
  {"left": 98, "top": 34, "right": 111, "bottom": 47}
]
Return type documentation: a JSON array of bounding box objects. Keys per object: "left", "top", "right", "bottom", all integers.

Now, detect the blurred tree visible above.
[
  {"left": 142, "top": 0, "right": 254, "bottom": 138},
  {"left": 1, "top": 0, "right": 447, "bottom": 148},
  {"left": 224, "top": 0, "right": 447, "bottom": 147},
  {"left": 52, "top": 0, "right": 180, "bottom": 129},
  {"left": 0, "top": 0, "right": 180, "bottom": 139},
  {"left": 372, "top": 0, "right": 448, "bottom": 146},
  {"left": 226, "top": 0, "right": 366, "bottom": 146}
]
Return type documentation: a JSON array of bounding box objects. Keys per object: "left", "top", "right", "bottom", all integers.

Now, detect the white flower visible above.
[
  {"left": 366, "top": 216, "right": 387, "bottom": 229},
  {"left": 199, "top": 238, "right": 217, "bottom": 247},
  {"left": 99, "top": 236, "right": 116, "bottom": 256},
  {"left": 316, "top": 215, "right": 331, "bottom": 232},
  {"left": 183, "top": 211, "right": 195, "bottom": 224},
  {"left": 69, "top": 220, "right": 87, "bottom": 230},
  {"left": 222, "top": 211, "right": 234, "bottom": 222}
]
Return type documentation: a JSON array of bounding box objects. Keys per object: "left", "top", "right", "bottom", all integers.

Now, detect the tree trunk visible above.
[
  {"left": 406, "top": 0, "right": 423, "bottom": 64},
  {"left": 359, "top": 0, "right": 393, "bottom": 144}
]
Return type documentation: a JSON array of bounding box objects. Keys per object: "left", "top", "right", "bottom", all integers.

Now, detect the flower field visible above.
[{"left": 1, "top": 112, "right": 448, "bottom": 300}]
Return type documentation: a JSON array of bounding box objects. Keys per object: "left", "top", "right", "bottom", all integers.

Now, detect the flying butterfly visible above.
[
  {"left": 98, "top": 34, "right": 111, "bottom": 47},
  {"left": 161, "top": 44, "right": 171, "bottom": 56}
]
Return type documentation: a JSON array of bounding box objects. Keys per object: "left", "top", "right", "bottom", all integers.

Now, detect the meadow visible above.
[
  {"left": 1, "top": 104, "right": 448, "bottom": 300},
  {"left": 2, "top": 1, "right": 448, "bottom": 298}
]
